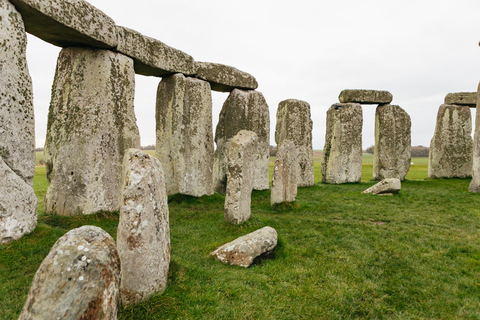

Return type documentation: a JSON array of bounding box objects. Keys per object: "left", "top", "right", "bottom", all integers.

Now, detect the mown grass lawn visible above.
[{"left": 1, "top": 158, "right": 480, "bottom": 319}]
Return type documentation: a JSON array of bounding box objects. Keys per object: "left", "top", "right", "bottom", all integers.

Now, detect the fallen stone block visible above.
[
  {"left": 194, "top": 61, "right": 258, "bottom": 92},
  {"left": 271, "top": 140, "right": 297, "bottom": 206},
  {"left": 444, "top": 92, "right": 477, "bottom": 107},
  {"left": 339, "top": 89, "right": 393, "bottom": 105},
  {"left": 362, "top": 178, "right": 401, "bottom": 195}
]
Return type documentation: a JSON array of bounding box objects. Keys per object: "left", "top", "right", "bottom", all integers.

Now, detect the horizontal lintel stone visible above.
[
  {"left": 195, "top": 62, "right": 258, "bottom": 92},
  {"left": 339, "top": 89, "right": 393, "bottom": 105},
  {"left": 444, "top": 92, "right": 477, "bottom": 107}
]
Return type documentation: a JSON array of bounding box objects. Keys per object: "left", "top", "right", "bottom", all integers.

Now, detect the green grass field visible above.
[{"left": 2, "top": 153, "right": 479, "bottom": 319}]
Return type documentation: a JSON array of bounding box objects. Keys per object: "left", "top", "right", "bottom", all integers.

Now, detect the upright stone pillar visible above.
[
  {"left": 374, "top": 104, "right": 411, "bottom": 181},
  {"left": 429, "top": 104, "right": 472, "bottom": 178},
  {"left": 213, "top": 89, "right": 269, "bottom": 193},
  {"left": 275, "top": 99, "right": 314, "bottom": 187},
  {"left": 469, "top": 85, "right": 480, "bottom": 192},
  {"left": 322, "top": 103, "right": 363, "bottom": 184},
  {"left": 44, "top": 48, "right": 140, "bottom": 216},
  {"left": 155, "top": 73, "right": 214, "bottom": 197},
  {"left": 271, "top": 140, "right": 298, "bottom": 206}
]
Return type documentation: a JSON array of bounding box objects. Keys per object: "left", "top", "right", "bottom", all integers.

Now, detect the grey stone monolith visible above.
[
  {"left": 362, "top": 178, "right": 401, "bottom": 195},
  {"left": 322, "top": 103, "right": 363, "bottom": 184},
  {"left": 470, "top": 84, "right": 480, "bottom": 192},
  {"left": 44, "top": 48, "right": 140, "bottom": 216},
  {"left": 271, "top": 140, "right": 297, "bottom": 206},
  {"left": 275, "top": 99, "right": 314, "bottom": 187},
  {"left": 214, "top": 89, "right": 270, "bottom": 193},
  {"left": 429, "top": 104, "right": 472, "bottom": 178},
  {"left": 117, "top": 149, "right": 170, "bottom": 305},
  {"left": 194, "top": 61, "right": 258, "bottom": 92},
  {"left": 444, "top": 92, "right": 476, "bottom": 107},
  {"left": 155, "top": 73, "right": 214, "bottom": 197},
  {"left": 0, "top": 0, "right": 35, "bottom": 185},
  {"left": 374, "top": 104, "right": 411, "bottom": 181},
  {"left": 225, "top": 130, "right": 258, "bottom": 224},
  {"left": 339, "top": 89, "right": 393, "bottom": 105},
  {"left": 19, "top": 226, "right": 121, "bottom": 320}
]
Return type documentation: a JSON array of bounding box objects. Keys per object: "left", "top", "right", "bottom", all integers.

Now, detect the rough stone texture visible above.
[
  {"left": 9, "top": 0, "right": 117, "bottom": 49},
  {"left": 271, "top": 140, "right": 297, "bottom": 206},
  {"left": 116, "top": 26, "right": 196, "bottom": 77},
  {"left": 0, "top": 156, "right": 37, "bottom": 244},
  {"left": 44, "top": 48, "right": 140, "bottom": 216},
  {"left": 214, "top": 89, "right": 270, "bottom": 193},
  {"left": 275, "top": 99, "right": 314, "bottom": 187},
  {"left": 155, "top": 74, "right": 214, "bottom": 197},
  {"left": 0, "top": 0, "right": 35, "bottom": 185},
  {"left": 362, "top": 178, "right": 401, "bottom": 195},
  {"left": 194, "top": 61, "right": 258, "bottom": 92},
  {"left": 339, "top": 89, "right": 393, "bottom": 105},
  {"left": 444, "top": 92, "right": 477, "bottom": 107},
  {"left": 210, "top": 226, "right": 277, "bottom": 268},
  {"left": 19, "top": 226, "right": 121, "bottom": 320},
  {"left": 429, "top": 104, "right": 472, "bottom": 178},
  {"left": 373, "top": 104, "right": 411, "bottom": 181},
  {"left": 322, "top": 103, "right": 363, "bottom": 184},
  {"left": 470, "top": 83, "right": 480, "bottom": 192},
  {"left": 224, "top": 130, "right": 258, "bottom": 224},
  {"left": 117, "top": 149, "right": 170, "bottom": 305}
]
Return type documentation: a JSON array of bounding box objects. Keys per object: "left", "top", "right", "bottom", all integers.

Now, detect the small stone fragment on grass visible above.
[{"left": 362, "top": 178, "right": 401, "bottom": 195}]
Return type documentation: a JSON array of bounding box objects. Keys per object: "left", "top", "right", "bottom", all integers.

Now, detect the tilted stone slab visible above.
[
  {"left": 116, "top": 26, "right": 196, "bottom": 77},
  {"left": 429, "top": 104, "right": 472, "bottom": 178},
  {"left": 214, "top": 89, "right": 270, "bottom": 193},
  {"left": 339, "top": 89, "right": 393, "bottom": 105},
  {"left": 9, "top": 0, "right": 117, "bottom": 49},
  {"left": 444, "top": 92, "right": 477, "bottom": 107},
  {"left": 44, "top": 48, "right": 140, "bottom": 216},
  {"left": 0, "top": 156, "right": 37, "bottom": 244},
  {"left": 470, "top": 86, "right": 480, "bottom": 192},
  {"left": 210, "top": 226, "right": 278, "bottom": 268},
  {"left": 362, "top": 178, "right": 401, "bottom": 195},
  {"left": 0, "top": 0, "right": 35, "bottom": 185},
  {"left": 155, "top": 74, "right": 214, "bottom": 197},
  {"left": 225, "top": 130, "right": 258, "bottom": 224},
  {"left": 322, "top": 103, "right": 363, "bottom": 184},
  {"left": 374, "top": 104, "right": 411, "bottom": 181},
  {"left": 117, "top": 149, "right": 170, "bottom": 305},
  {"left": 194, "top": 61, "right": 258, "bottom": 92},
  {"left": 19, "top": 226, "right": 121, "bottom": 320},
  {"left": 275, "top": 99, "right": 314, "bottom": 187},
  {"left": 271, "top": 140, "right": 297, "bottom": 206}
]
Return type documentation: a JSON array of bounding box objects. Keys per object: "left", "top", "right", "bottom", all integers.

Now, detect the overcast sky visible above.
[{"left": 26, "top": 0, "right": 480, "bottom": 149}]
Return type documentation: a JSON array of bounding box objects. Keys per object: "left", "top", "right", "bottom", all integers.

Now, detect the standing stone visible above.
[
  {"left": 339, "top": 89, "right": 393, "bottom": 105},
  {"left": 0, "top": 156, "right": 37, "bottom": 244},
  {"left": 117, "top": 149, "right": 170, "bottom": 305},
  {"left": 429, "top": 104, "right": 472, "bottom": 178},
  {"left": 214, "top": 89, "right": 270, "bottom": 193},
  {"left": 225, "top": 130, "right": 258, "bottom": 224},
  {"left": 275, "top": 99, "right": 314, "bottom": 187},
  {"left": 44, "top": 48, "right": 140, "bottom": 216},
  {"left": 271, "top": 140, "right": 297, "bottom": 206},
  {"left": 322, "top": 103, "right": 363, "bottom": 184},
  {"left": 470, "top": 84, "right": 480, "bottom": 192},
  {"left": 155, "top": 73, "right": 214, "bottom": 197},
  {"left": 374, "top": 104, "right": 411, "bottom": 181},
  {"left": 19, "top": 226, "right": 121, "bottom": 320},
  {"left": 0, "top": 0, "right": 35, "bottom": 185}
]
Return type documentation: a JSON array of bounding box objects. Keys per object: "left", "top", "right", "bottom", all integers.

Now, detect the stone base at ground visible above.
[
  {"left": 362, "top": 178, "right": 401, "bottom": 195},
  {"left": 271, "top": 140, "right": 297, "bottom": 205}
]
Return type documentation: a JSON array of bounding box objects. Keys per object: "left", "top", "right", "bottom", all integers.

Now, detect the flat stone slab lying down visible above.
[
  {"left": 195, "top": 62, "right": 258, "bottom": 92},
  {"left": 362, "top": 178, "right": 401, "bottom": 195},
  {"left": 444, "top": 92, "right": 477, "bottom": 107},
  {"left": 339, "top": 89, "right": 393, "bottom": 105},
  {"left": 210, "top": 226, "right": 278, "bottom": 267}
]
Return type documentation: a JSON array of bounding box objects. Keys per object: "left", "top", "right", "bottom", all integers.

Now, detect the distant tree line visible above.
[
  {"left": 365, "top": 145, "right": 429, "bottom": 157},
  {"left": 141, "top": 145, "right": 155, "bottom": 150},
  {"left": 270, "top": 145, "right": 277, "bottom": 157}
]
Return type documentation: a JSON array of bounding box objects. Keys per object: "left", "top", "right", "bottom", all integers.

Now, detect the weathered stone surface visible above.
[
  {"left": 155, "top": 74, "right": 214, "bottom": 197},
  {"left": 214, "top": 89, "right": 270, "bottom": 193},
  {"left": 210, "top": 226, "right": 277, "bottom": 268},
  {"left": 322, "top": 103, "right": 363, "bottom": 184},
  {"left": 19, "top": 226, "right": 121, "bottom": 320},
  {"left": 44, "top": 48, "right": 140, "bottom": 216},
  {"left": 362, "top": 178, "right": 401, "bottom": 195},
  {"left": 429, "top": 104, "right": 472, "bottom": 179},
  {"left": 271, "top": 140, "right": 297, "bottom": 206},
  {"left": 470, "top": 84, "right": 480, "bottom": 192},
  {"left": 225, "top": 130, "right": 258, "bottom": 224},
  {"left": 373, "top": 104, "right": 411, "bottom": 181},
  {"left": 0, "top": 156, "right": 37, "bottom": 244},
  {"left": 0, "top": 0, "right": 35, "bottom": 185},
  {"left": 9, "top": 0, "right": 117, "bottom": 49},
  {"left": 116, "top": 26, "right": 196, "bottom": 77},
  {"left": 194, "top": 61, "right": 258, "bottom": 92},
  {"left": 444, "top": 92, "right": 477, "bottom": 107},
  {"left": 275, "top": 99, "right": 314, "bottom": 187},
  {"left": 339, "top": 89, "right": 393, "bottom": 105},
  {"left": 117, "top": 149, "right": 170, "bottom": 305}
]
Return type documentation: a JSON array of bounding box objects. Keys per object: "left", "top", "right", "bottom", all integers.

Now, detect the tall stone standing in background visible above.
[
  {"left": 374, "top": 104, "right": 411, "bottom": 181},
  {"left": 44, "top": 48, "right": 140, "bottom": 216},
  {"left": 275, "top": 99, "right": 314, "bottom": 187},
  {"left": 213, "top": 89, "right": 270, "bottom": 193},
  {"left": 156, "top": 73, "right": 214, "bottom": 197},
  {"left": 469, "top": 84, "right": 480, "bottom": 192}
]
